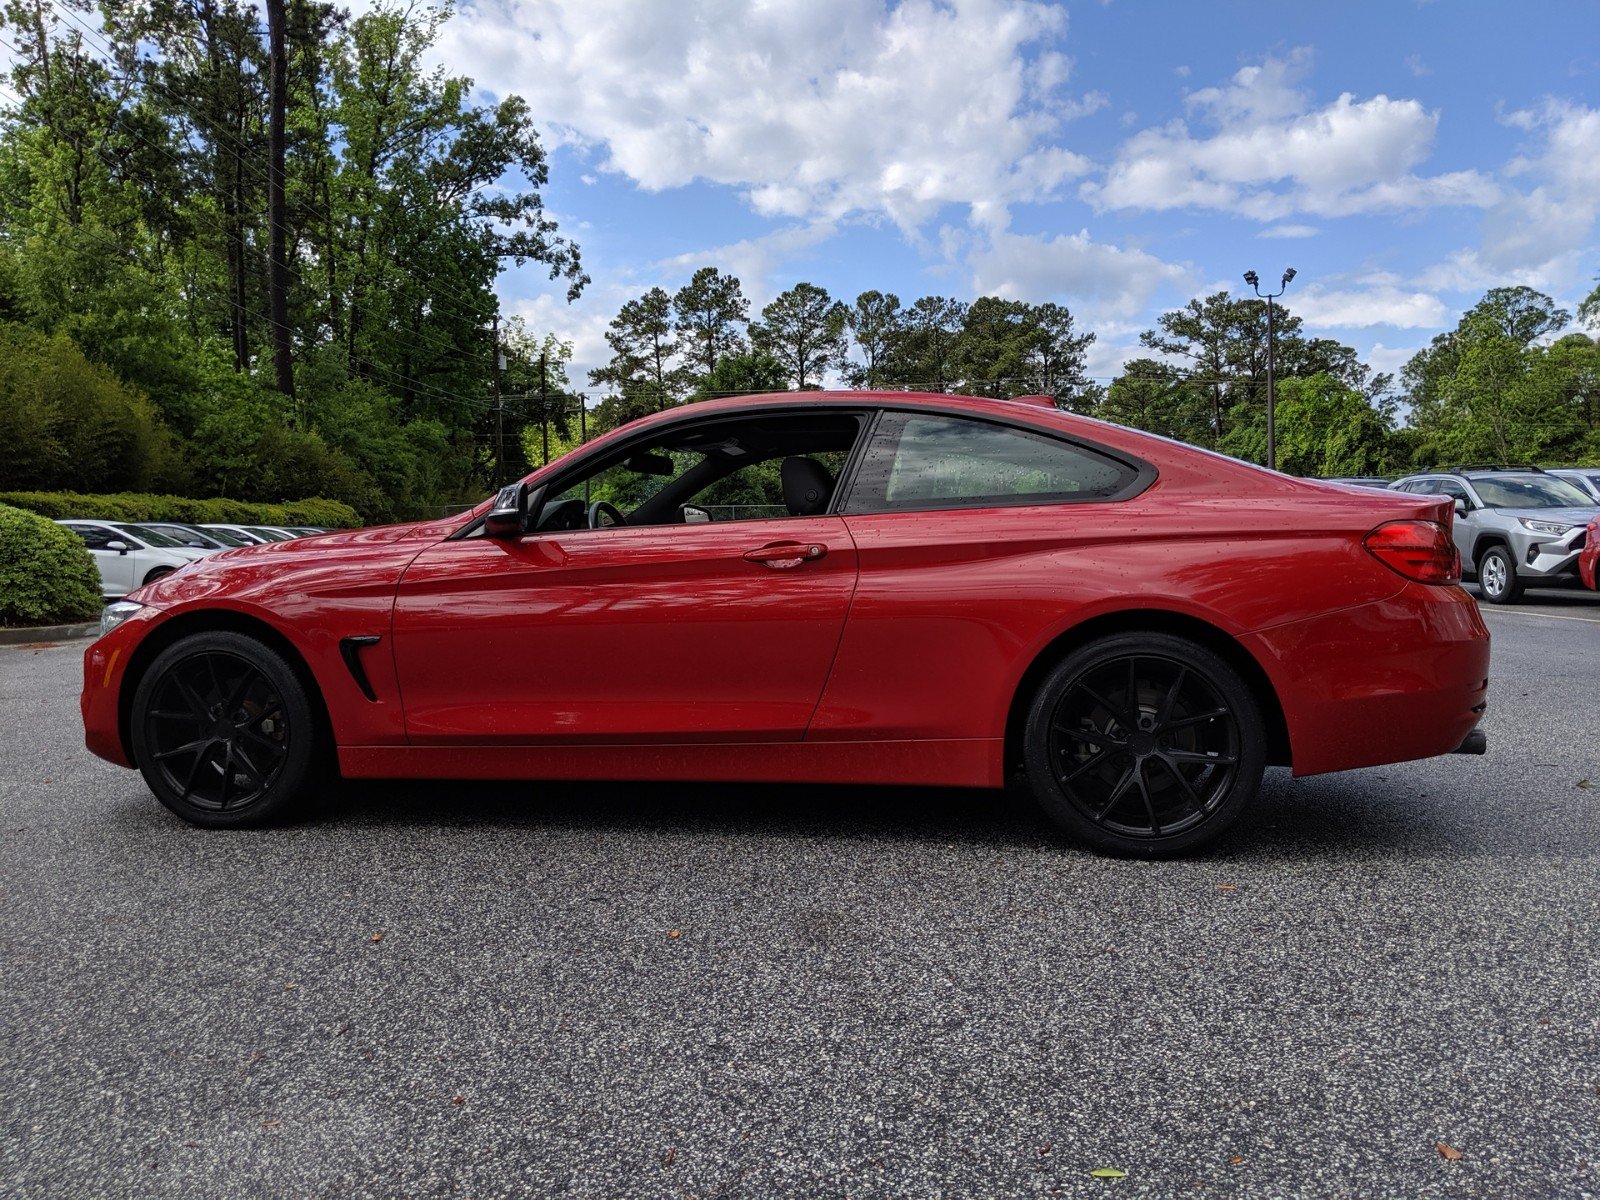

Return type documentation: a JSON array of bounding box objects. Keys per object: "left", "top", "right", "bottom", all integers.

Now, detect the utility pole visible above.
[
  {"left": 265, "top": 0, "right": 294, "bottom": 404},
  {"left": 539, "top": 352, "right": 550, "bottom": 466},
  {"left": 1243, "top": 267, "right": 1297, "bottom": 472},
  {"left": 492, "top": 314, "right": 503, "bottom": 489}
]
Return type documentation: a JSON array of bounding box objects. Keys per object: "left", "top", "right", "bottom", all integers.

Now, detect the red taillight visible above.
[{"left": 1364, "top": 520, "right": 1461, "bottom": 584}]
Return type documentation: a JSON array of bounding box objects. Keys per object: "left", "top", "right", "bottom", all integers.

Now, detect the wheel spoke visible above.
[
  {"left": 1125, "top": 657, "right": 1140, "bottom": 722},
  {"left": 1062, "top": 746, "right": 1117, "bottom": 784},
  {"left": 231, "top": 742, "right": 267, "bottom": 787},
  {"left": 1093, "top": 764, "right": 1138, "bottom": 822},
  {"left": 1078, "top": 683, "right": 1131, "bottom": 726},
  {"left": 1057, "top": 724, "right": 1118, "bottom": 750},
  {"left": 237, "top": 726, "right": 286, "bottom": 756},
  {"left": 175, "top": 741, "right": 217, "bottom": 800},
  {"left": 150, "top": 709, "right": 205, "bottom": 722},
  {"left": 245, "top": 703, "right": 284, "bottom": 730},
  {"left": 1133, "top": 761, "right": 1161, "bottom": 835},
  {"left": 223, "top": 666, "right": 257, "bottom": 715},
  {"left": 216, "top": 746, "right": 233, "bottom": 810},
  {"left": 173, "top": 674, "right": 211, "bottom": 720},
  {"left": 1155, "top": 754, "right": 1206, "bottom": 814},
  {"left": 1156, "top": 667, "right": 1188, "bottom": 726},
  {"left": 1166, "top": 748, "right": 1237, "bottom": 766},
  {"left": 152, "top": 736, "right": 214, "bottom": 763},
  {"left": 1164, "top": 708, "right": 1229, "bottom": 731}
]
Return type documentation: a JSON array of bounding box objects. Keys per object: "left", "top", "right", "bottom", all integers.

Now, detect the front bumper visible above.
[
  {"left": 1518, "top": 524, "right": 1587, "bottom": 581},
  {"left": 81, "top": 608, "right": 162, "bottom": 768}
]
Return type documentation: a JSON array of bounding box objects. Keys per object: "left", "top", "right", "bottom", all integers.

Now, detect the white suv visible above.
[{"left": 57, "top": 520, "right": 214, "bottom": 599}]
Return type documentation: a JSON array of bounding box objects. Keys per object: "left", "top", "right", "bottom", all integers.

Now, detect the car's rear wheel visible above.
[
  {"left": 1022, "top": 633, "right": 1267, "bottom": 857},
  {"left": 130, "top": 631, "right": 319, "bottom": 827},
  {"left": 1476, "top": 545, "right": 1523, "bottom": 604}
]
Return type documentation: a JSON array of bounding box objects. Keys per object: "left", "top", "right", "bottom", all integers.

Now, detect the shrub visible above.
[
  {"left": 0, "top": 503, "right": 103, "bottom": 626},
  {"left": 0, "top": 491, "right": 360, "bottom": 528}
]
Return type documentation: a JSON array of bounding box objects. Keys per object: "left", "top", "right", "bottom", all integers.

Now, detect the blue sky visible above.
[{"left": 436, "top": 1, "right": 1599, "bottom": 389}]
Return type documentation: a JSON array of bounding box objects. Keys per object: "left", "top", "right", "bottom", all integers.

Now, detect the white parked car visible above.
[
  {"left": 198, "top": 523, "right": 293, "bottom": 544},
  {"left": 57, "top": 520, "right": 215, "bottom": 599}
]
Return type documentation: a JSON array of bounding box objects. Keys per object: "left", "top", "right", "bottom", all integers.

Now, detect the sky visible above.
[{"left": 446, "top": 0, "right": 1600, "bottom": 394}]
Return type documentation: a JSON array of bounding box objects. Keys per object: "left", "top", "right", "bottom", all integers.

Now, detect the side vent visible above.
[{"left": 338, "top": 635, "right": 383, "bottom": 701}]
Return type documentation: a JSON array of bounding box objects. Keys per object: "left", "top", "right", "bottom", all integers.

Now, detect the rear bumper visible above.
[{"left": 1244, "top": 583, "right": 1490, "bottom": 778}]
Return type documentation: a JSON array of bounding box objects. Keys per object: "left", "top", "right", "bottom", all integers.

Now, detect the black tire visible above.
[
  {"left": 129, "top": 631, "right": 320, "bottom": 828},
  {"left": 1475, "top": 544, "right": 1523, "bottom": 604},
  {"left": 1021, "top": 632, "right": 1267, "bottom": 858},
  {"left": 142, "top": 566, "right": 176, "bottom": 586}
]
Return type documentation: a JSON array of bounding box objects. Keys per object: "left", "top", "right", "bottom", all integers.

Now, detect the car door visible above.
[
  {"left": 66, "top": 522, "right": 135, "bottom": 596},
  {"left": 391, "top": 508, "right": 858, "bottom": 746},
  {"left": 812, "top": 409, "right": 1147, "bottom": 743}
]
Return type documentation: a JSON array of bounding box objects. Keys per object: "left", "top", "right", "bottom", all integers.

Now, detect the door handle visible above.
[{"left": 743, "top": 542, "right": 827, "bottom": 568}]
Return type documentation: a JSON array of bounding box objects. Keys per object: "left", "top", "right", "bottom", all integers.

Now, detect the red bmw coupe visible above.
[{"left": 82, "top": 392, "right": 1490, "bottom": 855}]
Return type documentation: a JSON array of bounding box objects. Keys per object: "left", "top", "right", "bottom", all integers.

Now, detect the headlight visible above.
[
  {"left": 100, "top": 601, "right": 145, "bottom": 637},
  {"left": 1519, "top": 518, "right": 1573, "bottom": 536}
]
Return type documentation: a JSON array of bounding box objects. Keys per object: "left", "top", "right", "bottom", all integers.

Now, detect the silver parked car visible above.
[
  {"left": 1549, "top": 467, "right": 1600, "bottom": 503},
  {"left": 1389, "top": 466, "right": 1600, "bottom": 603}
]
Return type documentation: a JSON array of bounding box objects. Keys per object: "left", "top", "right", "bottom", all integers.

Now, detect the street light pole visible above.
[{"left": 1243, "top": 267, "right": 1296, "bottom": 472}]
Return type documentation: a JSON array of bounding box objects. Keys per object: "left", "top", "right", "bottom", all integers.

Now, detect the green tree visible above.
[
  {"left": 885, "top": 295, "right": 966, "bottom": 391},
  {"left": 844, "top": 290, "right": 902, "bottom": 388},
  {"left": 750, "top": 282, "right": 847, "bottom": 390},
  {"left": 673, "top": 267, "right": 749, "bottom": 382},
  {"left": 588, "top": 286, "right": 685, "bottom": 412}
]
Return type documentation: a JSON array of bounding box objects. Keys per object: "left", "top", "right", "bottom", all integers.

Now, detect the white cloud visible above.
[
  {"left": 436, "top": 0, "right": 1096, "bottom": 230},
  {"left": 1258, "top": 223, "right": 1319, "bottom": 239},
  {"left": 1288, "top": 284, "right": 1450, "bottom": 329},
  {"left": 1083, "top": 49, "right": 1497, "bottom": 222},
  {"left": 654, "top": 223, "right": 839, "bottom": 308},
  {"left": 967, "top": 227, "right": 1192, "bottom": 319}
]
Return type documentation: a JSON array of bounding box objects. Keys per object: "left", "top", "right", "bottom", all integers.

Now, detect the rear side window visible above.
[{"left": 843, "top": 413, "right": 1136, "bottom": 514}]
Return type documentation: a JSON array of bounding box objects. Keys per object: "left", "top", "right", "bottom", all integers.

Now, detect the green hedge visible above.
[
  {"left": 0, "top": 503, "right": 104, "bottom": 626},
  {"left": 0, "top": 491, "right": 360, "bottom": 529}
]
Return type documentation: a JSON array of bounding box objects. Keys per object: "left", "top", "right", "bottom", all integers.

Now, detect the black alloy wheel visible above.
[
  {"left": 1023, "top": 632, "right": 1267, "bottom": 857},
  {"left": 130, "top": 631, "right": 319, "bottom": 827}
]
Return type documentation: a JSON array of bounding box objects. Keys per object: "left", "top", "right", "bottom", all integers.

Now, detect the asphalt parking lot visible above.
[{"left": 2, "top": 590, "right": 1597, "bottom": 1199}]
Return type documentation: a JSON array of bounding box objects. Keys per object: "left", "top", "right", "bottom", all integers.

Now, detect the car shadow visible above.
[{"left": 308, "top": 768, "right": 1549, "bottom": 861}]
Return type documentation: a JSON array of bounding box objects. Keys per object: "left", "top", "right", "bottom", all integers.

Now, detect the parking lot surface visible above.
[{"left": 2, "top": 589, "right": 1597, "bottom": 1198}]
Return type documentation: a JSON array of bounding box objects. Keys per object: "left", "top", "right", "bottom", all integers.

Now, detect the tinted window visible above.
[
  {"left": 67, "top": 524, "right": 118, "bottom": 550},
  {"left": 845, "top": 414, "right": 1133, "bottom": 513},
  {"left": 1435, "top": 480, "right": 1470, "bottom": 503}
]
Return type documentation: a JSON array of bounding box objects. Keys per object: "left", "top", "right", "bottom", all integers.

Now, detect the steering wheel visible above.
[{"left": 587, "top": 500, "right": 626, "bottom": 529}]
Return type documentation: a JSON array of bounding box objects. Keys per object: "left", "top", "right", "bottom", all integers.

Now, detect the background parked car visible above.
[
  {"left": 1322, "top": 476, "right": 1393, "bottom": 489},
  {"left": 1549, "top": 467, "right": 1600, "bottom": 503},
  {"left": 133, "top": 522, "right": 253, "bottom": 550},
  {"left": 199, "top": 523, "right": 279, "bottom": 544},
  {"left": 56, "top": 520, "right": 212, "bottom": 598},
  {"left": 1389, "top": 466, "right": 1599, "bottom": 603}
]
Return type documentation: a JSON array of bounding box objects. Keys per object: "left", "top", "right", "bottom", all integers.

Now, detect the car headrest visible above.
[{"left": 781, "top": 456, "right": 835, "bottom": 516}]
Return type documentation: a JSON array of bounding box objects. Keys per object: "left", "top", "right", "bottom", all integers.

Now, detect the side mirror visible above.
[
  {"left": 1454, "top": 499, "right": 1468, "bottom": 519},
  {"left": 484, "top": 483, "right": 533, "bottom": 538},
  {"left": 105, "top": 540, "right": 130, "bottom": 554},
  {"left": 681, "top": 505, "right": 712, "bottom": 524}
]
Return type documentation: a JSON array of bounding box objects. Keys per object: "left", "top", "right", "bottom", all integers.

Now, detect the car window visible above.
[
  {"left": 1435, "top": 480, "right": 1469, "bottom": 503},
  {"left": 118, "top": 524, "right": 179, "bottom": 547},
  {"left": 1470, "top": 474, "right": 1592, "bottom": 509},
  {"left": 67, "top": 523, "right": 116, "bottom": 550},
  {"left": 536, "top": 412, "right": 865, "bottom": 531},
  {"left": 843, "top": 413, "right": 1134, "bottom": 514}
]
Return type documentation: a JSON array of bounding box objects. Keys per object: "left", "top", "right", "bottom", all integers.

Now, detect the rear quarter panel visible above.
[{"left": 812, "top": 481, "right": 1440, "bottom": 744}]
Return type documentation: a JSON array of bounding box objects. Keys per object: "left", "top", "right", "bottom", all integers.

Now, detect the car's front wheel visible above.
[
  {"left": 1475, "top": 544, "right": 1523, "bottom": 604},
  {"left": 1022, "top": 632, "right": 1267, "bottom": 857},
  {"left": 130, "top": 631, "right": 320, "bottom": 827}
]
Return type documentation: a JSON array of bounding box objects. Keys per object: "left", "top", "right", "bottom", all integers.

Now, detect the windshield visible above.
[
  {"left": 203, "top": 527, "right": 249, "bottom": 546},
  {"left": 1470, "top": 474, "right": 1593, "bottom": 509}
]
